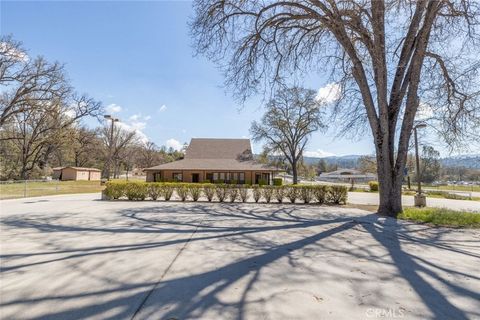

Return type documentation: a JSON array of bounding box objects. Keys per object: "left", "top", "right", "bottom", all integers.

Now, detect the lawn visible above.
[
  {"left": 398, "top": 207, "right": 480, "bottom": 228},
  {"left": 0, "top": 180, "right": 104, "bottom": 200}
]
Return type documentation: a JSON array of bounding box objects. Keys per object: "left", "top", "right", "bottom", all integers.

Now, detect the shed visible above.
[{"left": 53, "top": 167, "right": 102, "bottom": 181}]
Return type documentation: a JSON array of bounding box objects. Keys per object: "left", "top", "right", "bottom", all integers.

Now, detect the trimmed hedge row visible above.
[{"left": 104, "top": 182, "right": 347, "bottom": 204}]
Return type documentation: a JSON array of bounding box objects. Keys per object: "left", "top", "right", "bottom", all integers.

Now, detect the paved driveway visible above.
[
  {"left": 1, "top": 194, "right": 479, "bottom": 319},
  {"left": 348, "top": 192, "right": 480, "bottom": 212}
]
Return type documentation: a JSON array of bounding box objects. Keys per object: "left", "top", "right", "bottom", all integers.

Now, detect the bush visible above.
[
  {"left": 163, "top": 185, "right": 174, "bottom": 201},
  {"left": 215, "top": 184, "right": 227, "bottom": 202},
  {"left": 203, "top": 185, "right": 216, "bottom": 202},
  {"left": 125, "top": 182, "right": 147, "bottom": 201},
  {"left": 286, "top": 186, "right": 298, "bottom": 203},
  {"left": 252, "top": 186, "right": 262, "bottom": 203},
  {"left": 327, "top": 185, "right": 348, "bottom": 204},
  {"left": 177, "top": 185, "right": 189, "bottom": 201},
  {"left": 188, "top": 185, "right": 202, "bottom": 201},
  {"left": 227, "top": 186, "right": 239, "bottom": 202},
  {"left": 147, "top": 183, "right": 163, "bottom": 200},
  {"left": 274, "top": 186, "right": 285, "bottom": 203},
  {"left": 104, "top": 181, "right": 127, "bottom": 199},
  {"left": 262, "top": 186, "right": 273, "bottom": 203},
  {"left": 273, "top": 178, "right": 283, "bottom": 186},
  {"left": 368, "top": 181, "right": 379, "bottom": 192},
  {"left": 238, "top": 186, "right": 248, "bottom": 202},
  {"left": 313, "top": 185, "right": 328, "bottom": 204},
  {"left": 299, "top": 186, "right": 313, "bottom": 204},
  {"left": 258, "top": 178, "right": 268, "bottom": 186}
]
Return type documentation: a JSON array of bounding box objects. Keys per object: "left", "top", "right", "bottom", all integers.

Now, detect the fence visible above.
[{"left": 0, "top": 179, "right": 103, "bottom": 200}]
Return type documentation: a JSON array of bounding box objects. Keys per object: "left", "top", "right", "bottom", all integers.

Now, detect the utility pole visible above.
[
  {"left": 104, "top": 115, "right": 119, "bottom": 180},
  {"left": 413, "top": 123, "right": 427, "bottom": 207}
]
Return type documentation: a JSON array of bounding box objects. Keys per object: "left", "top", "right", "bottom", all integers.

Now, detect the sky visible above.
[{"left": 2, "top": 0, "right": 455, "bottom": 157}]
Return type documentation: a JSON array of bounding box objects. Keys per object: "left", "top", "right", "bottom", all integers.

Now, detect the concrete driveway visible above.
[
  {"left": 1, "top": 194, "right": 479, "bottom": 319},
  {"left": 348, "top": 192, "right": 480, "bottom": 212}
]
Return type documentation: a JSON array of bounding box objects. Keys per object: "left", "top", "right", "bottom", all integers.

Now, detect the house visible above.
[
  {"left": 144, "top": 138, "right": 282, "bottom": 184},
  {"left": 52, "top": 167, "right": 102, "bottom": 181},
  {"left": 318, "top": 168, "right": 377, "bottom": 183}
]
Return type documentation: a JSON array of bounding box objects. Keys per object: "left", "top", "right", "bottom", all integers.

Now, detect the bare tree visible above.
[
  {"left": 192, "top": 0, "right": 480, "bottom": 216},
  {"left": 251, "top": 87, "right": 325, "bottom": 184},
  {"left": 100, "top": 123, "right": 137, "bottom": 179},
  {"left": 0, "top": 36, "right": 71, "bottom": 128}
]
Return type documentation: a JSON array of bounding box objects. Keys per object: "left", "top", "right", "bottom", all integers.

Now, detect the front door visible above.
[
  {"left": 192, "top": 173, "right": 199, "bottom": 183},
  {"left": 255, "top": 173, "right": 261, "bottom": 184}
]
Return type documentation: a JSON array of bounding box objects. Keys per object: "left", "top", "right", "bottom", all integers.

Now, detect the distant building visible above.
[
  {"left": 52, "top": 167, "right": 101, "bottom": 181},
  {"left": 318, "top": 168, "right": 377, "bottom": 183},
  {"left": 144, "top": 138, "right": 282, "bottom": 184}
]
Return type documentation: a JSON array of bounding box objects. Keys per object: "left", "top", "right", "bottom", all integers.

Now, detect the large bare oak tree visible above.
[{"left": 191, "top": 0, "right": 480, "bottom": 216}]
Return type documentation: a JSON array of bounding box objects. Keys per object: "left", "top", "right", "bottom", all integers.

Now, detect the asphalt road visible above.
[{"left": 1, "top": 193, "right": 479, "bottom": 319}]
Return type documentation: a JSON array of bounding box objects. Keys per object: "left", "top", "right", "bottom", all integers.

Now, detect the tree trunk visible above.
[
  {"left": 376, "top": 148, "right": 405, "bottom": 217},
  {"left": 292, "top": 160, "right": 298, "bottom": 184}
]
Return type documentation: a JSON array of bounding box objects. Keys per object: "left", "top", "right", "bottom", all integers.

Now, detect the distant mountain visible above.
[
  {"left": 440, "top": 154, "right": 480, "bottom": 169},
  {"left": 303, "top": 155, "right": 363, "bottom": 168}
]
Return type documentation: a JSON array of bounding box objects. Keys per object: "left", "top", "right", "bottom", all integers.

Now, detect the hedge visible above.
[
  {"left": 103, "top": 182, "right": 348, "bottom": 205},
  {"left": 368, "top": 181, "right": 379, "bottom": 192}
]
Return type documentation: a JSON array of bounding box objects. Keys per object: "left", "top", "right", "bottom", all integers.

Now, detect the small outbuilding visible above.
[{"left": 52, "top": 167, "right": 102, "bottom": 181}]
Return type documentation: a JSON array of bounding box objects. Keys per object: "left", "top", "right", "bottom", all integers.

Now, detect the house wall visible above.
[
  {"left": 61, "top": 168, "right": 78, "bottom": 180},
  {"left": 145, "top": 170, "right": 275, "bottom": 184},
  {"left": 52, "top": 170, "right": 62, "bottom": 180},
  {"left": 89, "top": 171, "right": 101, "bottom": 181}
]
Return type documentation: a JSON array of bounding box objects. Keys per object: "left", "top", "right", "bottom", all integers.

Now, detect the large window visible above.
[{"left": 172, "top": 172, "right": 183, "bottom": 182}]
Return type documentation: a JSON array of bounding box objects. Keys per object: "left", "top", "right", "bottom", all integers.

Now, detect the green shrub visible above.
[
  {"left": 274, "top": 186, "right": 285, "bottom": 203},
  {"left": 203, "top": 185, "right": 216, "bottom": 202},
  {"left": 299, "top": 186, "right": 313, "bottom": 204},
  {"left": 125, "top": 182, "right": 147, "bottom": 201},
  {"left": 188, "top": 185, "right": 202, "bottom": 201},
  {"left": 227, "top": 186, "right": 239, "bottom": 202},
  {"left": 104, "top": 181, "right": 127, "bottom": 199},
  {"left": 215, "top": 184, "right": 227, "bottom": 202},
  {"left": 444, "top": 193, "right": 471, "bottom": 200},
  {"left": 258, "top": 178, "right": 268, "bottom": 186},
  {"left": 327, "top": 185, "right": 348, "bottom": 204},
  {"left": 238, "top": 186, "right": 248, "bottom": 202},
  {"left": 273, "top": 178, "right": 283, "bottom": 186},
  {"left": 252, "top": 186, "right": 262, "bottom": 203},
  {"left": 262, "top": 186, "right": 273, "bottom": 203},
  {"left": 177, "top": 185, "right": 189, "bottom": 201},
  {"left": 313, "top": 185, "right": 328, "bottom": 204},
  {"left": 147, "top": 183, "right": 163, "bottom": 200},
  {"left": 368, "top": 181, "right": 379, "bottom": 192},
  {"left": 286, "top": 186, "right": 298, "bottom": 203},
  {"left": 163, "top": 185, "right": 174, "bottom": 201}
]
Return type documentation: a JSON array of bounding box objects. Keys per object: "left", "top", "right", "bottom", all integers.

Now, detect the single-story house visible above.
[
  {"left": 144, "top": 138, "right": 282, "bottom": 184},
  {"left": 318, "top": 168, "right": 377, "bottom": 183},
  {"left": 52, "top": 166, "right": 102, "bottom": 181}
]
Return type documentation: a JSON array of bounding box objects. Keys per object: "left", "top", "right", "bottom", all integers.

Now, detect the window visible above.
[
  {"left": 172, "top": 172, "right": 183, "bottom": 182},
  {"left": 219, "top": 172, "right": 225, "bottom": 180},
  {"left": 239, "top": 172, "right": 245, "bottom": 182}
]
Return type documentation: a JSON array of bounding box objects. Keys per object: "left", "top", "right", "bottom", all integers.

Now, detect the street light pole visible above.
[
  {"left": 104, "top": 115, "right": 119, "bottom": 180},
  {"left": 413, "top": 123, "right": 427, "bottom": 207}
]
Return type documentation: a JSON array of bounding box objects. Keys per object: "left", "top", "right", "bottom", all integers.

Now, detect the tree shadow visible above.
[{"left": 1, "top": 203, "right": 479, "bottom": 319}]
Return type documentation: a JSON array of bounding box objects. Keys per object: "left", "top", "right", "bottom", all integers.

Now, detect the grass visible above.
[
  {"left": 398, "top": 207, "right": 480, "bottom": 228},
  {"left": 349, "top": 188, "right": 479, "bottom": 201},
  {"left": 0, "top": 180, "right": 104, "bottom": 200},
  {"left": 421, "top": 184, "right": 480, "bottom": 192}
]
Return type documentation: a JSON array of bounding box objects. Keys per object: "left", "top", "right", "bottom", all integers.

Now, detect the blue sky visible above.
[{"left": 2, "top": 1, "right": 381, "bottom": 156}]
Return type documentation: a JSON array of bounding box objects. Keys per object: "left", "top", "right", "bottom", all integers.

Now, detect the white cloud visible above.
[
  {"left": 0, "top": 42, "right": 28, "bottom": 62},
  {"left": 158, "top": 104, "right": 167, "bottom": 112},
  {"left": 315, "top": 82, "right": 341, "bottom": 104},
  {"left": 166, "top": 138, "right": 183, "bottom": 151},
  {"left": 106, "top": 103, "right": 122, "bottom": 114},
  {"left": 144, "top": 115, "right": 151, "bottom": 121},
  {"left": 304, "top": 149, "right": 336, "bottom": 158},
  {"left": 416, "top": 101, "right": 433, "bottom": 121},
  {"left": 64, "top": 109, "right": 76, "bottom": 119},
  {"left": 117, "top": 122, "right": 148, "bottom": 144}
]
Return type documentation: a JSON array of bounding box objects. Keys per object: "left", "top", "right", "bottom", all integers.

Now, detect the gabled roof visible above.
[
  {"left": 185, "top": 138, "right": 252, "bottom": 159},
  {"left": 145, "top": 138, "right": 282, "bottom": 172},
  {"left": 144, "top": 158, "right": 281, "bottom": 171}
]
